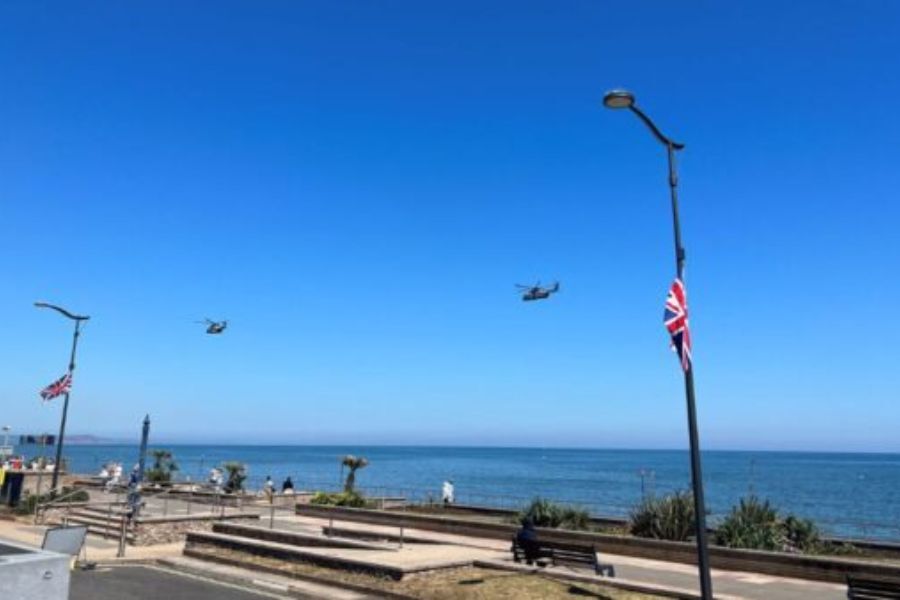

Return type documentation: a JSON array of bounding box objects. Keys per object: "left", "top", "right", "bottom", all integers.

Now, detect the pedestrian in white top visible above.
[{"left": 442, "top": 480, "right": 455, "bottom": 505}]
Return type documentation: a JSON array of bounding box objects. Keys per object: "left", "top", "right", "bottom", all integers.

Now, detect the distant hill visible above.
[{"left": 66, "top": 434, "right": 119, "bottom": 445}]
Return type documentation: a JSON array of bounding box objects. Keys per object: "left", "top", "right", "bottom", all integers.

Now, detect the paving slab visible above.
[
  {"left": 283, "top": 512, "right": 848, "bottom": 599},
  {"left": 71, "top": 565, "right": 284, "bottom": 600},
  {"left": 161, "top": 555, "right": 372, "bottom": 599}
]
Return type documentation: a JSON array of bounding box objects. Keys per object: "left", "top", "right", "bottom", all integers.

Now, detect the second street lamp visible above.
[
  {"left": 603, "top": 89, "right": 713, "bottom": 600},
  {"left": 34, "top": 301, "right": 90, "bottom": 492}
]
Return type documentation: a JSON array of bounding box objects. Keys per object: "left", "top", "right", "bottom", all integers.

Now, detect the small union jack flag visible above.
[
  {"left": 39, "top": 373, "right": 72, "bottom": 402},
  {"left": 664, "top": 278, "right": 692, "bottom": 371}
]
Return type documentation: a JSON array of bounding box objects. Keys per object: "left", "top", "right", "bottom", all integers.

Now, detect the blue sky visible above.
[{"left": 2, "top": 1, "right": 898, "bottom": 450}]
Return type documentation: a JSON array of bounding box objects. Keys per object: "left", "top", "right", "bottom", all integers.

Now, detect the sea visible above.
[{"left": 43, "top": 444, "right": 900, "bottom": 542}]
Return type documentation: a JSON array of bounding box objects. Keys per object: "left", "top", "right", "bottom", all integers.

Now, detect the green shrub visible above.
[
  {"left": 145, "top": 449, "right": 179, "bottom": 484},
  {"left": 518, "top": 497, "right": 591, "bottom": 531},
  {"left": 715, "top": 496, "right": 824, "bottom": 554},
  {"left": 222, "top": 462, "right": 247, "bottom": 493},
  {"left": 630, "top": 491, "right": 696, "bottom": 541},
  {"left": 309, "top": 491, "right": 368, "bottom": 508},
  {"left": 715, "top": 496, "right": 783, "bottom": 551},
  {"left": 782, "top": 515, "right": 821, "bottom": 553},
  {"left": 820, "top": 542, "right": 861, "bottom": 556}
]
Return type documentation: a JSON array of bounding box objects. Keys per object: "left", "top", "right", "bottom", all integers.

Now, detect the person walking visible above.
[{"left": 441, "top": 479, "right": 455, "bottom": 505}]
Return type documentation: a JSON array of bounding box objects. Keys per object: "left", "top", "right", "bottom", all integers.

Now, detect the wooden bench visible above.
[
  {"left": 847, "top": 576, "right": 900, "bottom": 599},
  {"left": 511, "top": 535, "right": 615, "bottom": 577}
]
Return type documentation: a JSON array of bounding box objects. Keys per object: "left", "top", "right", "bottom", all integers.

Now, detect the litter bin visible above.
[{"left": 1, "top": 471, "right": 25, "bottom": 506}]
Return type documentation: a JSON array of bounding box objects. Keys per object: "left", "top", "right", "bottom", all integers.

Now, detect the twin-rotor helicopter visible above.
[
  {"left": 196, "top": 319, "right": 228, "bottom": 335},
  {"left": 194, "top": 279, "right": 557, "bottom": 336},
  {"left": 516, "top": 281, "right": 560, "bottom": 302}
]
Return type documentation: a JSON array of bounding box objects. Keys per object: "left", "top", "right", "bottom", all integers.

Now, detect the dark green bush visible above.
[
  {"left": 309, "top": 491, "right": 368, "bottom": 508},
  {"left": 518, "top": 497, "right": 591, "bottom": 531},
  {"left": 222, "top": 462, "right": 247, "bottom": 493},
  {"left": 630, "top": 491, "right": 696, "bottom": 541},
  {"left": 145, "top": 449, "right": 179, "bottom": 484},
  {"left": 715, "top": 496, "right": 782, "bottom": 551},
  {"left": 782, "top": 515, "right": 821, "bottom": 553},
  {"left": 820, "top": 542, "right": 861, "bottom": 556},
  {"left": 715, "top": 496, "right": 824, "bottom": 554}
]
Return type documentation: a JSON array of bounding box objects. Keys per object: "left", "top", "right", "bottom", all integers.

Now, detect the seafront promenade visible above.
[{"left": 0, "top": 486, "right": 854, "bottom": 599}]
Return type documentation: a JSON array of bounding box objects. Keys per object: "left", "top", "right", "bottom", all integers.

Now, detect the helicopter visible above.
[
  {"left": 516, "top": 281, "right": 560, "bottom": 301},
  {"left": 197, "top": 319, "right": 228, "bottom": 334}
]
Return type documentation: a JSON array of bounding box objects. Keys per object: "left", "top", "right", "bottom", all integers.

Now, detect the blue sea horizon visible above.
[{"left": 41, "top": 443, "right": 900, "bottom": 542}]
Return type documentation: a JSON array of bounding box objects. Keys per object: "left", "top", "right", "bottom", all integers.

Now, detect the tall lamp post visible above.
[
  {"left": 34, "top": 302, "right": 90, "bottom": 492},
  {"left": 603, "top": 89, "right": 713, "bottom": 599}
]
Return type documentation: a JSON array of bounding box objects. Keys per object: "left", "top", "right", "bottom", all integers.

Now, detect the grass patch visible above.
[
  {"left": 396, "top": 567, "right": 654, "bottom": 599},
  {"left": 189, "top": 544, "right": 659, "bottom": 599}
]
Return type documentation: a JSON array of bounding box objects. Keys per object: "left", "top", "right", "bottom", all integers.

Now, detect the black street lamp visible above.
[
  {"left": 603, "top": 89, "right": 713, "bottom": 599},
  {"left": 34, "top": 302, "right": 90, "bottom": 492}
]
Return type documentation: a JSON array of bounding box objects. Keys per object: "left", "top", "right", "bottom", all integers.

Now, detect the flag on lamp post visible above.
[
  {"left": 664, "top": 278, "right": 692, "bottom": 371},
  {"left": 39, "top": 373, "right": 72, "bottom": 402}
]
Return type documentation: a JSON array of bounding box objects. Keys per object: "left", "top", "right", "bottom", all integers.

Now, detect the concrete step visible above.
[
  {"left": 321, "top": 526, "right": 442, "bottom": 546},
  {"left": 65, "top": 511, "right": 125, "bottom": 528},
  {"left": 159, "top": 555, "right": 374, "bottom": 599},
  {"left": 212, "top": 522, "right": 395, "bottom": 551},
  {"left": 185, "top": 531, "right": 410, "bottom": 580},
  {"left": 50, "top": 512, "right": 137, "bottom": 540},
  {"left": 70, "top": 509, "right": 130, "bottom": 523},
  {"left": 77, "top": 504, "right": 129, "bottom": 518},
  {"left": 48, "top": 518, "right": 136, "bottom": 542}
]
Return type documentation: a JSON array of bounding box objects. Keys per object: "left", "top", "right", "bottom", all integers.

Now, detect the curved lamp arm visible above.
[
  {"left": 34, "top": 302, "right": 90, "bottom": 321},
  {"left": 628, "top": 105, "right": 685, "bottom": 150}
]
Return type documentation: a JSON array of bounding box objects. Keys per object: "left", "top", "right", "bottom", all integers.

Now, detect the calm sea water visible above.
[{"left": 45, "top": 444, "right": 900, "bottom": 541}]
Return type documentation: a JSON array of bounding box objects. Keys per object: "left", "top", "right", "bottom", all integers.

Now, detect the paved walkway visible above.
[
  {"left": 71, "top": 565, "right": 286, "bottom": 600},
  {"left": 277, "top": 513, "right": 846, "bottom": 600},
  {"left": 1, "top": 503, "right": 849, "bottom": 599}
]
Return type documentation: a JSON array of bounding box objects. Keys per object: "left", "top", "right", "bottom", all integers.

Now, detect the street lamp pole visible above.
[
  {"left": 35, "top": 302, "right": 90, "bottom": 492},
  {"left": 603, "top": 90, "right": 714, "bottom": 599}
]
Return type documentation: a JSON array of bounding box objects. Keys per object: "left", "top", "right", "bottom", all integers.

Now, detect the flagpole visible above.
[
  {"left": 35, "top": 302, "right": 90, "bottom": 493},
  {"left": 604, "top": 90, "right": 713, "bottom": 599},
  {"left": 667, "top": 141, "right": 714, "bottom": 600}
]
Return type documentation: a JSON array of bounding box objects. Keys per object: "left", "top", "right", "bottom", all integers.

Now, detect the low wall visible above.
[
  {"left": 295, "top": 504, "right": 900, "bottom": 584},
  {"left": 400, "top": 502, "right": 625, "bottom": 529}
]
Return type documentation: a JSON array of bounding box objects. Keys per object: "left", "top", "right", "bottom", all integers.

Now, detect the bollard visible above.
[
  {"left": 105, "top": 503, "right": 113, "bottom": 539},
  {"left": 187, "top": 491, "right": 192, "bottom": 516},
  {"left": 399, "top": 526, "right": 404, "bottom": 548},
  {"left": 116, "top": 515, "right": 127, "bottom": 558},
  {"left": 328, "top": 517, "right": 333, "bottom": 537}
]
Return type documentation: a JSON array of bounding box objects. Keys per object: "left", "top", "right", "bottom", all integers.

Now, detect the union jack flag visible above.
[
  {"left": 664, "top": 278, "right": 692, "bottom": 371},
  {"left": 39, "top": 373, "right": 72, "bottom": 402}
]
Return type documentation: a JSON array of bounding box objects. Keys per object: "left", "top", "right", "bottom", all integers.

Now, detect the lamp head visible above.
[{"left": 603, "top": 89, "right": 635, "bottom": 110}]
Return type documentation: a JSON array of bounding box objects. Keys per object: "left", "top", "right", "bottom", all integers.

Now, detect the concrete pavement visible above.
[
  {"left": 1, "top": 503, "right": 851, "bottom": 599},
  {"left": 71, "top": 565, "right": 284, "bottom": 600}
]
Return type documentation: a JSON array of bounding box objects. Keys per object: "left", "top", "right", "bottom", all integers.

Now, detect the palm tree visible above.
[
  {"left": 146, "top": 449, "right": 179, "bottom": 483},
  {"left": 341, "top": 455, "right": 369, "bottom": 493},
  {"left": 222, "top": 461, "right": 247, "bottom": 494}
]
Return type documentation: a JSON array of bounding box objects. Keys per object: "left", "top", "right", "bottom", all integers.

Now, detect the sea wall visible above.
[{"left": 295, "top": 504, "right": 900, "bottom": 584}]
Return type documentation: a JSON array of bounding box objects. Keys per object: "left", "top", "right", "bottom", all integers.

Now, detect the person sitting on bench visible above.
[{"left": 515, "top": 517, "right": 542, "bottom": 564}]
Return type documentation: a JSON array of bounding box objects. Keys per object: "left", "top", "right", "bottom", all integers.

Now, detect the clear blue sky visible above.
[{"left": 2, "top": 1, "right": 898, "bottom": 451}]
